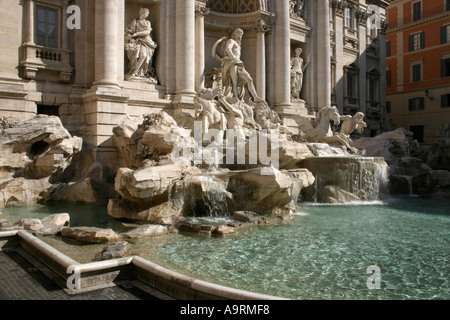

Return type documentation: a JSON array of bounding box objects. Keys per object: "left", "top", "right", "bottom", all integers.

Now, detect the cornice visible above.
[{"left": 387, "top": 11, "right": 450, "bottom": 34}]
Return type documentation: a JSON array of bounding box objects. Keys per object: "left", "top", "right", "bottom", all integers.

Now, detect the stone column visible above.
[
  {"left": 195, "top": 5, "right": 209, "bottom": 92},
  {"left": 255, "top": 20, "right": 270, "bottom": 101},
  {"left": 94, "top": 0, "right": 119, "bottom": 87},
  {"left": 81, "top": 0, "right": 128, "bottom": 169},
  {"left": 316, "top": 0, "right": 331, "bottom": 109},
  {"left": 25, "top": 0, "right": 34, "bottom": 45},
  {"left": 175, "top": 0, "right": 196, "bottom": 102},
  {"left": 165, "top": 0, "right": 176, "bottom": 99},
  {"left": 274, "top": 0, "right": 291, "bottom": 108}
]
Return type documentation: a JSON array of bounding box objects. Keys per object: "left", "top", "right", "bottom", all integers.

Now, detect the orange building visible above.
[{"left": 386, "top": 0, "right": 450, "bottom": 144}]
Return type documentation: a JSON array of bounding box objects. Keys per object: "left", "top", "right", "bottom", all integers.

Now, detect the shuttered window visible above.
[
  {"left": 441, "top": 94, "right": 450, "bottom": 108},
  {"left": 409, "top": 32, "right": 424, "bottom": 51},
  {"left": 412, "top": 2, "right": 422, "bottom": 21},
  {"left": 412, "top": 64, "right": 421, "bottom": 82},
  {"left": 408, "top": 98, "right": 425, "bottom": 111},
  {"left": 441, "top": 58, "right": 450, "bottom": 77},
  {"left": 441, "top": 25, "right": 450, "bottom": 44}
]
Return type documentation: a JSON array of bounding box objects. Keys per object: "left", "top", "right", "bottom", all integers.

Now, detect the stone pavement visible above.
[{"left": 0, "top": 248, "right": 171, "bottom": 300}]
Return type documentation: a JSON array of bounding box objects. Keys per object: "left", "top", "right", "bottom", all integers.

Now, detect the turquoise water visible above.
[{"left": 1, "top": 197, "right": 449, "bottom": 299}]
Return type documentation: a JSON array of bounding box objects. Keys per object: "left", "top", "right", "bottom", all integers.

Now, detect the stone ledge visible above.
[{"left": 0, "top": 230, "right": 287, "bottom": 300}]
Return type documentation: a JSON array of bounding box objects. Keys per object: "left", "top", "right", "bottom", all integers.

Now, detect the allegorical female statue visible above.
[
  {"left": 290, "top": 47, "right": 310, "bottom": 101},
  {"left": 125, "top": 8, "right": 157, "bottom": 81}
]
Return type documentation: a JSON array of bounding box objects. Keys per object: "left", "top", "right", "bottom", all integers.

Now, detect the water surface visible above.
[{"left": 1, "top": 197, "right": 448, "bottom": 299}]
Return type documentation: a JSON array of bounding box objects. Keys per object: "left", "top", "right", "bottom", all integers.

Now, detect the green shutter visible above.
[{"left": 441, "top": 26, "right": 447, "bottom": 44}]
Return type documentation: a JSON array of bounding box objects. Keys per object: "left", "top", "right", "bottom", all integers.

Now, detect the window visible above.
[
  {"left": 386, "top": 69, "right": 392, "bottom": 86},
  {"left": 412, "top": 63, "right": 422, "bottom": 82},
  {"left": 35, "top": 5, "right": 58, "bottom": 48},
  {"left": 441, "top": 94, "right": 450, "bottom": 108},
  {"left": 386, "top": 101, "right": 391, "bottom": 114},
  {"left": 346, "top": 73, "right": 358, "bottom": 98},
  {"left": 408, "top": 97, "right": 425, "bottom": 111},
  {"left": 369, "top": 78, "right": 378, "bottom": 101},
  {"left": 386, "top": 41, "right": 391, "bottom": 56},
  {"left": 441, "top": 58, "right": 450, "bottom": 77},
  {"left": 441, "top": 25, "right": 450, "bottom": 44},
  {"left": 344, "top": 7, "right": 355, "bottom": 29},
  {"left": 410, "top": 125, "right": 424, "bottom": 143},
  {"left": 412, "top": 2, "right": 422, "bottom": 22},
  {"left": 446, "top": 0, "right": 450, "bottom": 11},
  {"left": 409, "top": 32, "right": 424, "bottom": 51}
]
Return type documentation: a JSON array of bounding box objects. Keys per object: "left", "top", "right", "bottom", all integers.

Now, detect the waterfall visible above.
[
  {"left": 300, "top": 156, "right": 389, "bottom": 203},
  {"left": 186, "top": 173, "right": 232, "bottom": 218}
]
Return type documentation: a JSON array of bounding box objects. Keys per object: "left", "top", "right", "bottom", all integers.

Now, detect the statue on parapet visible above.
[
  {"left": 212, "top": 28, "right": 263, "bottom": 103},
  {"left": 125, "top": 8, "right": 158, "bottom": 82}
]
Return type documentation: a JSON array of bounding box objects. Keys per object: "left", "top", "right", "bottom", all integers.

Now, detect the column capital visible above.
[
  {"left": 195, "top": 4, "right": 210, "bottom": 16},
  {"left": 254, "top": 19, "right": 271, "bottom": 34}
]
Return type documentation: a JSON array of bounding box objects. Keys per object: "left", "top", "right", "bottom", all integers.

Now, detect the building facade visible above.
[
  {"left": 0, "top": 0, "right": 389, "bottom": 169},
  {"left": 386, "top": 0, "right": 450, "bottom": 144}
]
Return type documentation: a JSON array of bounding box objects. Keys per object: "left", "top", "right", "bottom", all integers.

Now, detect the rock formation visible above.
[{"left": 354, "top": 126, "right": 450, "bottom": 197}]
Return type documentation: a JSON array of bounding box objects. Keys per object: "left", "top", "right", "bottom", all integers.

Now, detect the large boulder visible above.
[
  {"left": 0, "top": 178, "right": 51, "bottom": 208},
  {"left": 61, "top": 227, "right": 119, "bottom": 244},
  {"left": 425, "top": 123, "right": 450, "bottom": 170},
  {"left": 227, "top": 167, "right": 314, "bottom": 215},
  {"left": 0, "top": 115, "right": 83, "bottom": 207},
  {"left": 354, "top": 128, "right": 438, "bottom": 196},
  {"left": 112, "top": 111, "right": 194, "bottom": 169}
]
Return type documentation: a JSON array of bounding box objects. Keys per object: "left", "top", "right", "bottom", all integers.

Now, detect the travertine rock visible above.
[
  {"left": 95, "top": 241, "right": 130, "bottom": 260},
  {"left": 61, "top": 227, "right": 119, "bottom": 244},
  {"left": 120, "top": 224, "right": 168, "bottom": 241}
]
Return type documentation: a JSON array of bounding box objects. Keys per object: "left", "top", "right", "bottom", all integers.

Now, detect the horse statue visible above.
[{"left": 293, "top": 106, "right": 356, "bottom": 153}]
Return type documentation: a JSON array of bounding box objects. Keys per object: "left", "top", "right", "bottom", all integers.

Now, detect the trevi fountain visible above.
[{"left": 0, "top": 4, "right": 448, "bottom": 300}]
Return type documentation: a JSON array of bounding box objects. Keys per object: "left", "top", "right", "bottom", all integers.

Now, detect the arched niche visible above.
[
  {"left": 203, "top": 0, "right": 275, "bottom": 90},
  {"left": 124, "top": 1, "right": 162, "bottom": 83}
]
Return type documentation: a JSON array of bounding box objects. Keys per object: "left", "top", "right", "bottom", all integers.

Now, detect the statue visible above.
[
  {"left": 290, "top": 47, "right": 310, "bottom": 101},
  {"left": 252, "top": 100, "right": 290, "bottom": 134},
  {"left": 337, "top": 112, "right": 367, "bottom": 147},
  {"left": 290, "top": 0, "right": 305, "bottom": 19},
  {"left": 125, "top": 8, "right": 158, "bottom": 81},
  {"left": 294, "top": 106, "right": 357, "bottom": 153},
  {"left": 217, "top": 94, "right": 260, "bottom": 131},
  {"left": 212, "top": 28, "right": 263, "bottom": 103},
  {"left": 194, "top": 87, "right": 227, "bottom": 133}
]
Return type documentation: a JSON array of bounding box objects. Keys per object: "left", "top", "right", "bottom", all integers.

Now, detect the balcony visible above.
[{"left": 20, "top": 43, "right": 73, "bottom": 83}]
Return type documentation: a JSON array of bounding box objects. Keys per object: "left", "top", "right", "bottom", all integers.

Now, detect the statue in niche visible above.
[
  {"left": 212, "top": 28, "right": 263, "bottom": 103},
  {"left": 289, "top": 0, "right": 305, "bottom": 19},
  {"left": 337, "top": 112, "right": 367, "bottom": 146},
  {"left": 290, "top": 47, "right": 310, "bottom": 101},
  {"left": 125, "top": 8, "right": 158, "bottom": 82}
]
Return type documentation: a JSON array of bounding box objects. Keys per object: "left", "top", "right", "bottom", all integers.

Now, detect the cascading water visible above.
[
  {"left": 300, "top": 156, "right": 389, "bottom": 203},
  {"left": 186, "top": 173, "right": 233, "bottom": 218}
]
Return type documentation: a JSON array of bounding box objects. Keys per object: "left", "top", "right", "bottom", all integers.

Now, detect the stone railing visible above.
[
  {"left": 0, "top": 230, "right": 287, "bottom": 300},
  {"left": 20, "top": 43, "right": 73, "bottom": 83}
]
